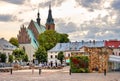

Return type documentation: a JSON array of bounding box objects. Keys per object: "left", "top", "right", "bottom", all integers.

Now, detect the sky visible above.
[{"left": 0, "top": 0, "right": 120, "bottom": 42}]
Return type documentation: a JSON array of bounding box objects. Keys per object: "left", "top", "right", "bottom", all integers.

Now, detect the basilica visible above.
[{"left": 17, "top": 5, "right": 55, "bottom": 61}]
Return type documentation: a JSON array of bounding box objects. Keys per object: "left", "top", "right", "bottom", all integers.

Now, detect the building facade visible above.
[
  {"left": 105, "top": 40, "right": 120, "bottom": 71},
  {"left": 105, "top": 40, "right": 120, "bottom": 56},
  {"left": 0, "top": 38, "right": 16, "bottom": 62}
]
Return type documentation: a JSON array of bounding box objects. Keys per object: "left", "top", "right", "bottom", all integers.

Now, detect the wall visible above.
[
  {"left": 19, "top": 44, "right": 35, "bottom": 61},
  {"left": 47, "top": 51, "right": 60, "bottom": 66}
]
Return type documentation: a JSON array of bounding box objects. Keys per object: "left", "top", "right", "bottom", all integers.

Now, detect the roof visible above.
[
  {"left": 0, "top": 38, "right": 16, "bottom": 50},
  {"left": 48, "top": 41, "right": 105, "bottom": 52},
  {"left": 27, "top": 21, "right": 46, "bottom": 49},
  {"left": 27, "top": 29, "right": 39, "bottom": 49},
  {"left": 33, "top": 21, "right": 46, "bottom": 34}
]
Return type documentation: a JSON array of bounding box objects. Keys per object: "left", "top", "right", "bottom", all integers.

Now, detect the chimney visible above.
[
  {"left": 82, "top": 40, "right": 84, "bottom": 44},
  {"left": 93, "top": 40, "right": 95, "bottom": 45}
]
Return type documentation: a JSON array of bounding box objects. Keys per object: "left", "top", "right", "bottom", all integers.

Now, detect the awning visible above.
[{"left": 109, "top": 55, "right": 120, "bottom": 63}]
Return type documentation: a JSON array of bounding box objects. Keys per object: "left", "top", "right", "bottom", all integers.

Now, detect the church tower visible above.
[
  {"left": 36, "top": 10, "right": 41, "bottom": 26},
  {"left": 46, "top": 4, "right": 55, "bottom": 30}
]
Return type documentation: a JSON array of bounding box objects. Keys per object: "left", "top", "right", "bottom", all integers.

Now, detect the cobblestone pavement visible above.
[{"left": 0, "top": 66, "right": 120, "bottom": 81}]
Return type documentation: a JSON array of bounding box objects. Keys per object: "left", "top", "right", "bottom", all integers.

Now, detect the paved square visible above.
[{"left": 0, "top": 66, "right": 120, "bottom": 81}]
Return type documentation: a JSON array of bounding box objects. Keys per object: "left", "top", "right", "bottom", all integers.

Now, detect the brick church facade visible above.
[{"left": 17, "top": 5, "right": 55, "bottom": 61}]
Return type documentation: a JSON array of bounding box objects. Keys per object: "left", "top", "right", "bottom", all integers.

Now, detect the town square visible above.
[
  {"left": 0, "top": 0, "right": 120, "bottom": 81},
  {"left": 0, "top": 66, "right": 120, "bottom": 81}
]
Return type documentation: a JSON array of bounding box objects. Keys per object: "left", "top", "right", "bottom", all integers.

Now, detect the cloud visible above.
[
  {"left": 75, "top": 0, "right": 101, "bottom": 10},
  {"left": 2, "top": 0, "right": 25, "bottom": 4},
  {"left": 76, "top": 0, "right": 100, "bottom": 7},
  {"left": 78, "top": 13, "right": 120, "bottom": 40},
  {"left": 55, "top": 18, "right": 78, "bottom": 33},
  {"left": 0, "top": 14, "right": 24, "bottom": 22},
  {"left": 39, "top": 0, "right": 67, "bottom": 8},
  {"left": 0, "top": 14, "right": 12, "bottom": 22},
  {"left": 112, "top": 0, "right": 120, "bottom": 11}
]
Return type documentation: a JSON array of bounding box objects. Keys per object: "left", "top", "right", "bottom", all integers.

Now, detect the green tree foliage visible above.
[
  {"left": 0, "top": 53, "right": 7, "bottom": 63},
  {"left": 23, "top": 54, "right": 29, "bottom": 62},
  {"left": 12, "top": 48, "right": 25, "bottom": 61},
  {"left": 59, "top": 34, "right": 69, "bottom": 43},
  {"left": 8, "top": 55, "right": 14, "bottom": 63},
  {"left": 9, "top": 37, "right": 19, "bottom": 47},
  {"left": 35, "top": 46, "right": 47, "bottom": 63},
  {"left": 57, "top": 51, "right": 64, "bottom": 64},
  {"left": 38, "top": 30, "right": 69, "bottom": 51}
]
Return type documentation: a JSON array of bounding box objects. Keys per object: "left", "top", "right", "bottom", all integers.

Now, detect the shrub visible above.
[{"left": 70, "top": 56, "right": 89, "bottom": 73}]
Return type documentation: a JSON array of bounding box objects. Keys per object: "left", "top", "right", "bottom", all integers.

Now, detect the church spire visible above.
[
  {"left": 46, "top": 4, "right": 55, "bottom": 30},
  {"left": 46, "top": 4, "right": 54, "bottom": 24},
  {"left": 36, "top": 10, "right": 41, "bottom": 26}
]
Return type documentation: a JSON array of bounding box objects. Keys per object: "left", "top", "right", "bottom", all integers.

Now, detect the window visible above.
[
  {"left": 119, "top": 53, "right": 120, "bottom": 56},
  {"left": 55, "top": 55, "right": 57, "bottom": 58},
  {"left": 68, "top": 54, "right": 70, "bottom": 57},
  {"left": 51, "top": 55, "right": 53, "bottom": 58},
  {"left": 48, "top": 25, "right": 50, "bottom": 30},
  {"left": 112, "top": 52, "right": 114, "bottom": 55}
]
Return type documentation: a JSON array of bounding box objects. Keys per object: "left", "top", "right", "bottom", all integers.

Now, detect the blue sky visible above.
[{"left": 0, "top": 0, "right": 120, "bottom": 41}]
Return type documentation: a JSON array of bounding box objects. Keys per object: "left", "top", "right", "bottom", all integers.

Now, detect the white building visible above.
[
  {"left": 47, "top": 41, "right": 105, "bottom": 66},
  {"left": 0, "top": 38, "right": 16, "bottom": 62}
]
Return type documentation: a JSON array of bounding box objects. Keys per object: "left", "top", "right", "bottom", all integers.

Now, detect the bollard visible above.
[
  {"left": 39, "top": 68, "right": 41, "bottom": 75},
  {"left": 10, "top": 69, "right": 12, "bottom": 75},
  {"left": 104, "top": 69, "right": 106, "bottom": 76},
  {"left": 69, "top": 69, "right": 71, "bottom": 75}
]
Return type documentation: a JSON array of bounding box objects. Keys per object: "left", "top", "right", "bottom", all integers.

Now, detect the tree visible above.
[
  {"left": 38, "top": 30, "right": 60, "bottom": 51},
  {"left": 0, "top": 53, "right": 7, "bottom": 63},
  {"left": 23, "top": 54, "right": 29, "bottom": 62},
  {"left": 57, "top": 51, "right": 64, "bottom": 65},
  {"left": 38, "top": 30, "right": 69, "bottom": 51},
  {"left": 9, "top": 37, "right": 19, "bottom": 47},
  {"left": 59, "top": 34, "right": 69, "bottom": 43},
  {"left": 12, "top": 48, "right": 25, "bottom": 61},
  {"left": 35, "top": 46, "right": 47, "bottom": 63},
  {"left": 8, "top": 55, "right": 14, "bottom": 63}
]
